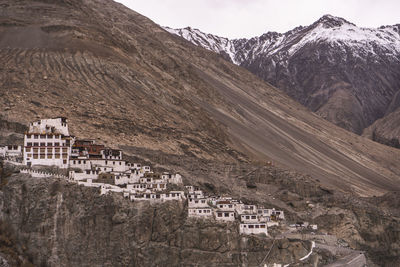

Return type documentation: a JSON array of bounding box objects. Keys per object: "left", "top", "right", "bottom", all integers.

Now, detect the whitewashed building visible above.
[
  {"left": 239, "top": 223, "right": 268, "bottom": 235},
  {"left": 69, "top": 170, "right": 99, "bottom": 181},
  {"left": 240, "top": 214, "right": 260, "bottom": 223},
  {"left": 214, "top": 210, "right": 235, "bottom": 222},
  {"left": 23, "top": 117, "right": 73, "bottom": 168},
  {"left": 188, "top": 198, "right": 210, "bottom": 208},
  {"left": 0, "top": 145, "right": 22, "bottom": 159},
  {"left": 188, "top": 208, "right": 213, "bottom": 218}
]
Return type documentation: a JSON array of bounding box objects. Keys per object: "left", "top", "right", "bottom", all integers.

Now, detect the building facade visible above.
[{"left": 23, "top": 118, "right": 73, "bottom": 168}]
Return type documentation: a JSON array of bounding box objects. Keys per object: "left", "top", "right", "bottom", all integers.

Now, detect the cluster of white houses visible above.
[
  {"left": 3, "top": 118, "right": 287, "bottom": 237},
  {"left": 186, "top": 186, "right": 285, "bottom": 236}
]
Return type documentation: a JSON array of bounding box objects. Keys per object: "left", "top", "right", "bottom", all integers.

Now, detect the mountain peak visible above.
[{"left": 315, "top": 14, "right": 355, "bottom": 28}]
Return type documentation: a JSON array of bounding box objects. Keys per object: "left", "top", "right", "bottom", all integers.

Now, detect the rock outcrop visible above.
[{"left": 0, "top": 174, "right": 311, "bottom": 266}]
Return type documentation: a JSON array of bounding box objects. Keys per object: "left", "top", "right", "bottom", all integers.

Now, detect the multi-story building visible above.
[{"left": 23, "top": 117, "right": 73, "bottom": 168}]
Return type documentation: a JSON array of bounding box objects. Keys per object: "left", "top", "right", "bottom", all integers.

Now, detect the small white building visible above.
[
  {"left": 69, "top": 158, "right": 92, "bottom": 170},
  {"left": 215, "top": 200, "right": 235, "bottom": 211},
  {"left": 188, "top": 190, "right": 205, "bottom": 199},
  {"left": 239, "top": 223, "right": 268, "bottom": 236},
  {"left": 188, "top": 208, "right": 213, "bottom": 218},
  {"left": 69, "top": 170, "right": 99, "bottom": 181},
  {"left": 0, "top": 145, "right": 22, "bottom": 159},
  {"left": 240, "top": 214, "right": 260, "bottom": 223},
  {"left": 236, "top": 204, "right": 257, "bottom": 214},
  {"left": 90, "top": 159, "right": 127, "bottom": 172},
  {"left": 270, "top": 209, "right": 285, "bottom": 221},
  {"left": 188, "top": 198, "right": 210, "bottom": 208},
  {"left": 214, "top": 210, "right": 235, "bottom": 222}
]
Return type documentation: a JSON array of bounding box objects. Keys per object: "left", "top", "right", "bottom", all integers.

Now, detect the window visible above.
[
  {"left": 229, "top": 205, "right": 232, "bottom": 208},
  {"left": 255, "top": 225, "right": 259, "bottom": 228},
  {"left": 40, "top": 148, "right": 45, "bottom": 153},
  {"left": 246, "top": 216, "right": 250, "bottom": 219},
  {"left": 219, "top": 205, "right": 223, "bottom": 208},
  {"left": 34, "top": 135, "right": 38, "bottom": 139},
  {"left": 40, "top": 154, "right": 45, "bottom": 159},
  {"left": 33, "top": 154, "right": 38, "bottom": 159},
  {"left": 217, "top": 213, "right": 222, "bottom": 217},
  {"left": 33, "top": 148, "right": 38, "bottom": 153},
  {"left": 249, "top": 225, "right": 254, "bottom": 229},
  {"left": 27, "top": 134, "right": 31, "bottom": 138},
  {"left": 251, "top": 216, "right": 256, "bottom": 219},
  {"left": 62, "top": 148, "right": 67, "bottom": 153},
  {"left": 195, "top": 200, "right": 198, "bottom": 203},
  {"left": 78, "top": 160, "right": 81, "bottom": 164},
  {"left": 47, "top": 154, "right": 53, "bottom": 159},
  {"left": 47, "top": 148, "right": 53, "bottom": 153},
  {"left": 55, "top": 148, "right": 60, "bottom": 153},
  {"left": 26, "top": 147, "right": 31, "bottom": 152},
  {"left": 83, "top": 160, "right": 86, "bottom": 164},
  {"left": 63, "top": 160, "right": 67, "bottom": 164},
  {"left": 224, "top": 213, "right": 229, "bottom": 217},
  {"left": 260, "top": 225, "right": 266, "bottom": 228},
  {"left": 40, "top": 134, "right": 46, "bottom": 139},
  {"left": 27, "top": 142, "right": 32, "bottom": 146},
  {"left": 201, "top": 200, "right": 205, "bottom": 203},
  {"left": 33, "top": 142, "right": 39, "bottom": 147},
  {"left": 55, "top": 154, "right": 60, "bottom": 159},
  {"left": 113, "top": 161, "right": 115, "bottom": 165},
  {"left": 119, "top": 162, "right": 121, "bottom": 165},
  {"left": 199, "top": 210, "right": 202, "bottom": 213},
  {"left": 47, "top": 142, "right": 52, "bottom": 146},
  {"left": 54, "top": 135, "right": 59, "bottom": 139},
  {"left": 54, "top": 142, "right": 59, "bottom": 146}
]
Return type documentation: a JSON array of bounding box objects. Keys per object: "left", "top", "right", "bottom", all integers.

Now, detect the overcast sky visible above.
[{"left": 116, "top": 0, "right": 400, "bottom": 39}]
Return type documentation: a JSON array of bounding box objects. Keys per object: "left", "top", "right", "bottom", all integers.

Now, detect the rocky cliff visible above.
[
  {"left": 1, "top": 0, "right": 400, "bottom": 196},
  {"left": 167, "top": 15, "right": 400, "bottom": 137},
  {"left": 0, "top": 173, "right": 313, "bottom": 267}
]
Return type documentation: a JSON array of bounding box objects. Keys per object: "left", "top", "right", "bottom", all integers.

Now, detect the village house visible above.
[
  {"left": 0, "top": 145, "right": 22, "bottom": 160},
  {"left": 214, "top": 210, "right": 235, "bottom": 222},
  {"left": 239, "top": 223, "right": 268, "bottom": 235},
  {"left": 188, "top": 207, "right": 213, "bottom": 218},
  {"left": 188, "top": 197, "right": 210, "bottom": 208},
  {"left": 240, "top": 214, "right": 260, "bottom": 223}
]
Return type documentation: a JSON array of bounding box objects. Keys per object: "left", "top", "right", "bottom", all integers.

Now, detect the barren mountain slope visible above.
[
  {"left": 167, "top": 16, "right": 400, "bottom": 136},
  {"left": 1, "top": 0, "right": 400, "bottom": 196},
  {"left": 363, "top": 107, "right": 400, "bottom": 148}
]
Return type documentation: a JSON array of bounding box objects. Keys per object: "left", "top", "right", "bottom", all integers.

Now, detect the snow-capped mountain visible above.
[{"left": 165, "top": 15, "right": 400, "bottom": 144}]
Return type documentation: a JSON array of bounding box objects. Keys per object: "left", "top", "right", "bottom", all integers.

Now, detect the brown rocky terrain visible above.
[
  {"left": 0, "top": 171, "right": 314, "bottom": 267},
  {"left": 363, "top": 108, "right": 400, "bottom": 148}
]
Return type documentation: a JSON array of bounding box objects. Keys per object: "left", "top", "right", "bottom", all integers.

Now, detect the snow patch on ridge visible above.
[{"left": 164, "top": 15, "right": 400, "bottom": 66}]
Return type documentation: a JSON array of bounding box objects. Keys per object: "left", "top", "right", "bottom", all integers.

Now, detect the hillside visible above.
[
  {"left": 167, "top": 15, "right": 400, "bottom": 137},
  {"left": 1, "top": 0, "right": 400, "bottom": 199}
]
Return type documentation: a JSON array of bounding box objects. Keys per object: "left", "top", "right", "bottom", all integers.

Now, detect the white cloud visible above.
[{"left": 116, "top": 0, "right": 400, "bottom": 38}]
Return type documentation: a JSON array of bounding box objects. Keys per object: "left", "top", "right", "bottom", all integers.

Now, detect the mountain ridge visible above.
[{"left": 166, "top": 15, "right": 400, "bottom": 140}]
